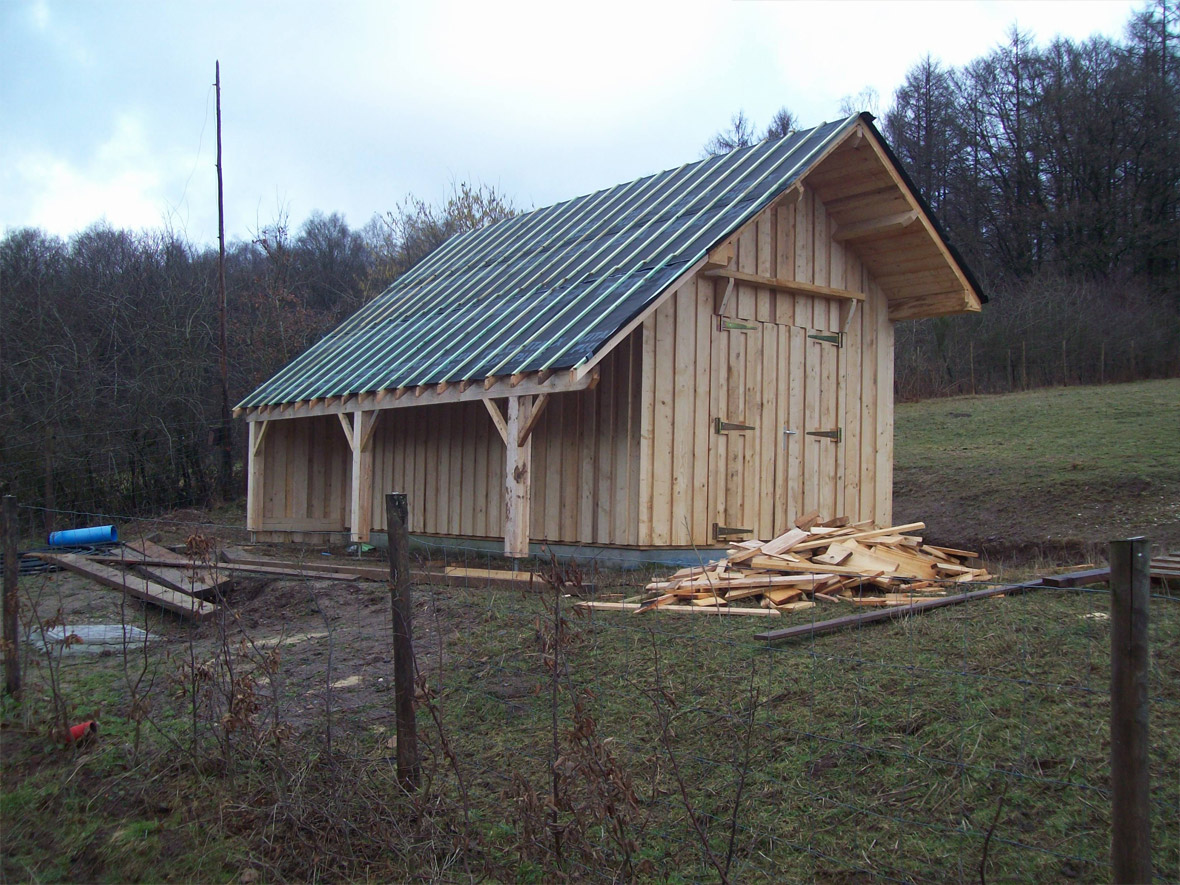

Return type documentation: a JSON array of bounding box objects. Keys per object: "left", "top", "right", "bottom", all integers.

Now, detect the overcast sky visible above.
[{"left": 1, "top": 0, "right": 1144, "bottom": 248}]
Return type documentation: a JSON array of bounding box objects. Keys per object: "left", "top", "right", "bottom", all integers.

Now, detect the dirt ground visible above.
[{"left": 18, "top": 554, "right": 465, "bottom": 735}]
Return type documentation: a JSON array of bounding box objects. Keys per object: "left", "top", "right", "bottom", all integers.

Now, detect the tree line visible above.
[
  {"left": 0, "top": 2, "right": 1175, "bottom": 522},
  {"left": 0, "top": 184, "right": 516, "bottom": 524},
  {"left": 883, "top": 2, "right": 1178, "bottom": 397}
]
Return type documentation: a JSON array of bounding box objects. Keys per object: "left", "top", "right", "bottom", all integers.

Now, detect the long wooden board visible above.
[
  {"left": 33, "top": 553, "right": 218, "bottom": 621},
  {"left": 577, "top": 601, "right": 781, "bottom": 617},
  {"left": 753, "top": 580, "right": 1043, "bottom": 642},
  {"left": 221, "top": 548, "right": 389, "bottom": 580},
  {"left": 89, "top": 556, "right": 370, "bottom": 583},
  {"left": 121, "top": 538, "right": 233, "bottom": 597}
]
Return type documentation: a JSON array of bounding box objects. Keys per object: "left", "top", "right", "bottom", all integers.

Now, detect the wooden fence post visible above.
[
  {"left": 3, "top": 495, "right": 21, "bottom": 698},
  {"left": 386, "top": 493, "right": 419, "bottom": 791},
  {"left": 1109, "top": 536, "right": 1151, "bottom": 883}
]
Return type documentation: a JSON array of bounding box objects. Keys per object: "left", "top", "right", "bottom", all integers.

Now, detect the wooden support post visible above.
[
  {"left": 1110, "top": 536, "right": 1151, "bottom": 884},
  {"left": 504, "top": 395, "right": 533, "bottom": 558},
  {"left": 246, "top": 420, "right": 267, "bottom": 533},
  {"left": 3, "top": 495, "right": 21, "bottom": 698},
  {"left": 349, "top": 411, "right": 376, "bottom": 542},
  {"left": 385, "top": 493, "right": 419, "bottom": 791}
]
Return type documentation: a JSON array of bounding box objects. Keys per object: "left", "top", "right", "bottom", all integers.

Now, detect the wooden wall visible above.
[
  {"left": 311, "top": 335, "right": 643, "bottom": 544},
  {"left": 254, "top": 180, "right": 895, "bottom": 549},
  {"left": 635, "top": 181, "right": 894, "bottom": 547},
  {"left": 256, "top": 414, "right": 351, "bottom": 543}
]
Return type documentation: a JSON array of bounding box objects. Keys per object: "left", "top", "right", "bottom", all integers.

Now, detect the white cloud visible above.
[{"left": 8, "top": 114, "right": 175, "bottom": 235}]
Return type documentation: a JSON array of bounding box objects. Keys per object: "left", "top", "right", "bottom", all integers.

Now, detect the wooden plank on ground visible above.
[
  {"left": 89, "top": 556, "right": 370, "bottom": 583},
  {"left": 1040, "top": 567, "right": 1112, "bottom": 587},
  {"left": 120, "top": 538, "right": 233, "bottom": 596},
  {"left": 32, "top": 553, "right": 218, "bottom": 621},
  {"left": 577, "top": 601, "right": 781, "bottom": 617},
  {"left": 221, "top": 548, "right": 389, "bottom": 580},
  {"left": 754, "top": 580, "right": 1044, "bottom": 642}
]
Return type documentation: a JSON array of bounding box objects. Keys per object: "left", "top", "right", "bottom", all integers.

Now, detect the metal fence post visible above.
[
  {"left": 386, "top": 492, "right": 419, "bottom": 791},
  {"left": 3, "top": 495, "right": 21, "bottom": 698},
  {"left": 1109, "top": 536, "right": 1151, "bottom": 883}
]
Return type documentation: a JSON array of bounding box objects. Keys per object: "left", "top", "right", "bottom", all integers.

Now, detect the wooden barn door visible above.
[{"left": 712, "top": 319, "right": 847, "bottom": 543}]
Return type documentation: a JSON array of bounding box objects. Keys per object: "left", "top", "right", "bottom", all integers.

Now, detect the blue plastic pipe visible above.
[{"left": 47, "top": 525, "right": 118, "bottom": 547}]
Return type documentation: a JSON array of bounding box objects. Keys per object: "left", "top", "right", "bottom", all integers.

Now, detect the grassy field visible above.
[
  {"left": 3, "top": 379, "right": 1180, "bottom": 882},
  {"left": 894, "top": 378, "right": 1180, "bottom": 561}
]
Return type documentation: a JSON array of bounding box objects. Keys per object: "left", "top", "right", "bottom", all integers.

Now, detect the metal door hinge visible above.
[
  {"left": 715, "top": 418, "right": 755, "bottom": 434},
  {"left": 808, "top": 332, "right": 843, "bottom": 346},
  {"left": 806, "top": 428, "right": 842, "bottom": 442},
  {"left": 713, "top": 522, "right": 753, "bottom": 541},
  {"left": 719, "top": 317, "right": 758, "bottom": 332}
]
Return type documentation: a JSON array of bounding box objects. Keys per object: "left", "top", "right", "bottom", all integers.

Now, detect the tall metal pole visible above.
[{"left": 215, "top": 61, "right": 232, "bottom": 501}]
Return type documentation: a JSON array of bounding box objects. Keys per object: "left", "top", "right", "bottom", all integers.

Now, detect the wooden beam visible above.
[
  {"left": 483, "top": 398, "right": 509, "bottom": 445},
  {"left": 754, "top": 580, "right": 1044, "bottom": 642},
  {"left": 516, "top": 393, "right": 549, "bottom": 446},
  {"left": 92, "top": 556, "right": 369, "bottom": 582},
  {"left": 359, "top": 410, "right": 381, "bottom": 452},
  {"left": 244, "top": 370, "right": 594, "bottom": 421},
  {"left": 337, "top": 412, "right": 354, "bottom": 450},
  {"left": 349, "top": 410, "right": 376, "bottom": 542},
  {"left": 833, "top": 210, "right": 918, "bottom": 242},
  {"left": 504, "top": 396, "right": 533, "bottom": 558},
  {"left": 703, "top": 268, "right": 865, "bottom": 302},
  {"left": 577, "top": 601, "right": 781, "bottom": 617},
  {"left": 246, "top": 420, "right": 265, "bottom": 532},
  {"left": 509, "top": 372, "right": 528, "bottom": 388},
  {"left": 251, "top": 419, "right": 270, "bottom": 456},
  {"left": 702, "top": 240, "right": 734, "bottom": 271}
]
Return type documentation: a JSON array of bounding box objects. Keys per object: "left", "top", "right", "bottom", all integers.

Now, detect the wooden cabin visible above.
[{"left": 235, "top": 114, "right": 984, "bottom": 557}]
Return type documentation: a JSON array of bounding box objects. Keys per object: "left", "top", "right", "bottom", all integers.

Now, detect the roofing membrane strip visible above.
[{"left": 239, "top": 116, "right": 857, "bottom": 409}]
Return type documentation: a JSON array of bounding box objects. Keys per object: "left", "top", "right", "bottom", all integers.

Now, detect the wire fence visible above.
[{"left": 2, "top": 504, "right": 1178, "bottom": 883}]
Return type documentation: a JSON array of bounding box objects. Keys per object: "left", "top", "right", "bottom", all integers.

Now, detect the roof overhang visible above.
[
  {"left": 235, "top": 364, "right": 600, "bottom": 422},
  {"left": 801, "top": 115, "right": 984, "bottom": 321}
]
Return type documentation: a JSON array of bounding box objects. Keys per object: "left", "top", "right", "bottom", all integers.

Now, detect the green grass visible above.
[
  {"left": 4, "top": 380, "right": 1180, "bottom": 881},
  {"left": 893, "top": 379, "right": 1180, "bottom": 556},
  {"left": 12, "top": 578, "right": 1175, "bottom": 883}
]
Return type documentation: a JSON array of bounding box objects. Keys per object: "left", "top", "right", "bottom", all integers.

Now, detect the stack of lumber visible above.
[{"left": 593, "top": 517, "right": 988, "bottom": 617}]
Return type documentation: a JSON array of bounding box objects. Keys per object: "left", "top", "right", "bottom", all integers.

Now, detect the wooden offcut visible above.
[{"left": 622, "top": 516, "right": 989, "bottom": 617}]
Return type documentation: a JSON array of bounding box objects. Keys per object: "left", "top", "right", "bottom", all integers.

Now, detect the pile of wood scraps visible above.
[{"left": 579, "top": 516, "right": 988, "bottom": 618}]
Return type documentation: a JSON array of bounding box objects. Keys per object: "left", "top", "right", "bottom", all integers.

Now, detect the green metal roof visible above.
[{"left": 238, "top": 115, "right": 860, "bottom": 409}]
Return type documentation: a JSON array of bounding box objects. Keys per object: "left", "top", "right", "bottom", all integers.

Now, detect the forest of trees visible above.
[{"left": 0, "top": 2, "right": 1176, "bottom": 524}]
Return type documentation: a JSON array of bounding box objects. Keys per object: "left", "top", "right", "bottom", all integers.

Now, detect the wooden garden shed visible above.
[{"left": 235, "top": 113, "right": 984, "bottom": 557}]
